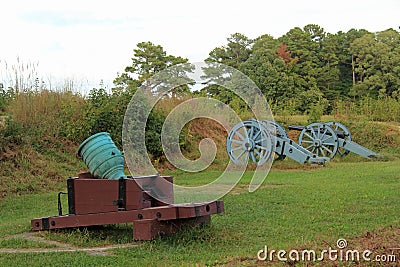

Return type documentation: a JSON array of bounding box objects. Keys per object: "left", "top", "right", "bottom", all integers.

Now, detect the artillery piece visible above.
[
  {"left": 226, "top": 120, "right": 379, "bottom": 165},
  {"left": 226, "top": 119, "right": 330, "bottom": 165},
  {"left": 289, "top": 121, "right": 379, "bottom": 160},
  {"left": 31, "top": 132, "right": 224, "bottom": 241}
]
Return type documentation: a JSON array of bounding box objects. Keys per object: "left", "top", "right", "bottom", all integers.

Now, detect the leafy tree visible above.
[
  {"left": 204, "top": 26, "right": 398, "bottom": 116},
  {"left": 113, "top": 72, "right": 141, "bottom": 94},
  {"left": 110, "top": 41, "right": 190, "bottom": 157},
  {"left": 253, "top": 34, "right": 279, "bottom": 52},
  {"left": 207, "top": 33, "right": 253, "bottom": 68},
  {"left": 279, "top": 25, "right": 323, "bottom": 95},
  {"left": 240, "top": 40, "right": 297, "bottom": 105},
  {"left": 318, "top": 33, "right": 340, "bottom": 101},
  {"left": 113, "top": 41, "right": 189, "bottom": 95},
  {"left": 204, "top": 33, "right": 254, "bottom": 104},
  {"left": 350, "top": 29, "right": 400, "bottom": 98},
  {"left": 320, "top": 29, "right": 370, "bottom": 98}
]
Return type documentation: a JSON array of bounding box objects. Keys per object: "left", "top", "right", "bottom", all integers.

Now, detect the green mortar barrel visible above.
[{"left": 78, "top": 132, "right": 126, "bottom": 179}]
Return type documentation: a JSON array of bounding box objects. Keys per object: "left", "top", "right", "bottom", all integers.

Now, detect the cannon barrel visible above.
[{"left": 78, "top": 132, "right": 126, "bottom": 179}]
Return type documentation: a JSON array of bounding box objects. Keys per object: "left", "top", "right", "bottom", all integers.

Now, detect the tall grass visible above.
[
  {"left": 333, "top": 97, "right": 400, "bottom": 122},
  {"left": 7, "top": 90, "right": 89, "bottom": 144},
  {"left": 0, "top": 90, "right": 89, "bottom": 198},
  {"left": 331, "top": 97, "right": 400, "bottom": 158}
]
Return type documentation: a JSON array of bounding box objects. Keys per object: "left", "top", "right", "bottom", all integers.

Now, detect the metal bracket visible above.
[
  {"left": 216, "top": 201, "right": 223, "bottom": 213},
  {"left": 113, "top": 178, "right": 126, "bottom": 211},
  {"left": 67, "top": 178, "right": 75, "bottom": 215},
  {"left": 195, "top": 206, "right": 200, "bottom": 217},
  {"left": 57, "top": 191, "right": 68, "bottom": 216},
  {"left": 42, "top": 218, "right": 49, "bottom": 230}
]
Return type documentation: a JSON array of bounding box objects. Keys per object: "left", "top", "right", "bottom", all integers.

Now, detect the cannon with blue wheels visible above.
[
  {"left": 226, "top": 119, "right": 330, "bottom": 165},
  {"left": 226, "top": 120, "right": 379, "bottom": 165},
  {"left": 289, "top": 122, "right": 380, "bottom": 160}
]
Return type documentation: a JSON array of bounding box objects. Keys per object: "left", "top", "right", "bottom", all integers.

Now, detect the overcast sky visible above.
[{"left": 0, "top": 0, "right": 399, "bottom": 92}]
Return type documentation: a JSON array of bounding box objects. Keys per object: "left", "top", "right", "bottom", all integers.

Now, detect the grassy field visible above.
[{"left": 0, "top": 160, "right": 399, "bottom": 266}]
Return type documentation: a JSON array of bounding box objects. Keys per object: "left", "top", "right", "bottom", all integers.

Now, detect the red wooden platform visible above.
[{"left": 31, "top": 174, "right": 224, "bottom": 240}]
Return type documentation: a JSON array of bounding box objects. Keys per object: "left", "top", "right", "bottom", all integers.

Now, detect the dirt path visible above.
[{"left": 0, "top": 232, "right": 138, "bottom": 256}]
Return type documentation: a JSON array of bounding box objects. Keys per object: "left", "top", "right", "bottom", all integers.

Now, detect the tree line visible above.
[{"left": 111, "top": 24, "right": 400, "bottom": 115}]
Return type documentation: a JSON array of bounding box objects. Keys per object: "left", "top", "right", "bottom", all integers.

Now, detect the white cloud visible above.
[{"left": 0, "top": 0, "right": 399, "bottom": 92}]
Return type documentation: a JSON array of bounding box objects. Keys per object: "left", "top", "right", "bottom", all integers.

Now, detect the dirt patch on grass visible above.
[
  {"left": 0, "top": 232, "right": 138, "bottom": 256},
  {"left": 219, "top": 225, "right": 400, "bottom": 266},
  {"left": 0, "top": 145, "right": 17, "bottom": 162},
  {"left": 345, "top": 226, "right": 400, "bottom": 266},
  {"left": 272, "top": 161, "right": 324, "bottom": 171}
]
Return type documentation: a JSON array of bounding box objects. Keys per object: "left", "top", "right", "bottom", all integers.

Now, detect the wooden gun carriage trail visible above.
[
  {"left": 31, "top": 132, "right": 224, "bottom": 241},
  {"left": 226, "top": 120, "right": 380, "bottom": 166}
]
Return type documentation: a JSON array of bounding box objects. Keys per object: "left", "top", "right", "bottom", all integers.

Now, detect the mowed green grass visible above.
[{"left": 0, "top": 160, "right": 399, "bottom": 266}]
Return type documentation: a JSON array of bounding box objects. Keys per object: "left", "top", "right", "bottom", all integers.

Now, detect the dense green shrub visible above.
[
  {"left": 85, "top": 88, "right": 124, "bottom": 146},
  {"left": 145, "top": 110, "right": 166, "bottom": 159},
  {"left": 85, "top": 87, "right": 166, "bottom": 159}
]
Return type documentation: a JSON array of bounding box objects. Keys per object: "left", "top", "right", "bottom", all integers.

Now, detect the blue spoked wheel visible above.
[
  {"left": 298, "top": 122, "right": 339, "bottom": 159},
  {"left": 226, "top": 119, "right": 273, "bottom": 165},
  {"left": 326, "top": 121, "right": 352, "bottom": 157}
]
